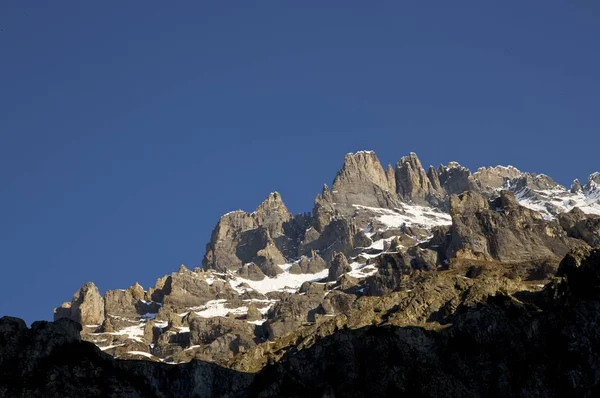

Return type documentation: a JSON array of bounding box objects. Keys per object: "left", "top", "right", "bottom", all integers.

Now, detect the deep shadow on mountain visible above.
[
  {"left": 252, "top": 295, "right": 600, "bottom": 397},
  {"left": 3, "top": 248, "right": 600, "bottom": 397}
]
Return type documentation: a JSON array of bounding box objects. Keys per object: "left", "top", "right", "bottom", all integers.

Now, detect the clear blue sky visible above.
[{"left": 1, "top": 2, "right": 599, "bottom": 324}]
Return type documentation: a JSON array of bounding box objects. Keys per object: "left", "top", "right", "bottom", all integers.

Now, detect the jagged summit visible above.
[
  {"left": 571, "top": 178, "right": 583, "bottom": 193},
  {"left": 52, "top": 149, "right": 600, "bottom": 367},
  {"left": 345, "top": 149, "right": 375, "bottom": 156}
]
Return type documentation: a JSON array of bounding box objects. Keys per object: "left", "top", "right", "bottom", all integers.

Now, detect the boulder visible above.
[
  {"left": 327, "top": 253, "right": 352, "bottom": 282},
  {"left": 265, "top": 294, "right": 324, "bottom": 339},
  {"left": 237, "top": 263, "right": 266, "bottom": 281},
  {"left": 246, "top": 305, "right": 262, "bottom": 322}
]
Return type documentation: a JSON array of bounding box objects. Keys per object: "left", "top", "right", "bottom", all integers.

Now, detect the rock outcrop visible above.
[
  {"left": 444, "top": 190, "right": 581, "bottom": 262},
  {"left": 54, "top": 282, "right": 105, "bottom": 326},
  {"left": 437, "top": 161, "right": 478, "bottom": 196},
  {"left": 104, "top": 283, "right": 153, "bottom": 318},
  {"left": 584, "top": 172, "right": 600, "bottom": 198},
  {"left": 289, "top": 250, "right": 327, "bottom": 274},
  {"left": 395, "top": 152, "right": 439, "bottom": 204},
  {"left": 472, "top": 165, "right": 522, "bottom": 193},
  {"left": 203, "top": 193, "right": 293, "bottom": 272},
  {"left": 327, "top": 252, "right": 352, "bottom": 281},
  {"left": 570, "top": 178, "right": 583, "bottom": 194},
  {"left": 331, "top": 151, "right": 398, "bottom": 209},
  {"left": 559, "top": 208, "right": 600, "bottom": 247},
  {"left": 188, "top": 316, "right": 258, "bottom": 362}
]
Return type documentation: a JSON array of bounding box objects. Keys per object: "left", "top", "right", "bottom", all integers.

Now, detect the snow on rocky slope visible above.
[{"left": 53, "top": 150, "right": 600, "bottom": 364}]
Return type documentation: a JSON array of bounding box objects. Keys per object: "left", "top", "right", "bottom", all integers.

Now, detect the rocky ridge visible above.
[
  {"left": 51, "top": 150, "right": 600, "bottom": 367},
  {"left": 3, "top": 248, "right": 600, "bottom": 396}
]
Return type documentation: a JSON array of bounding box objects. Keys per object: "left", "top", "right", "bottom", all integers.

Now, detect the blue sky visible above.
[{"left": 1, "top": 2, "right": 599, "bottom": 324}]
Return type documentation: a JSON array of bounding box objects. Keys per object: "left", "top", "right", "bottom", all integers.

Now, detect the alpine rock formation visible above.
[{"left": 3, "top": 150, "right": 600, "bottom": 397}]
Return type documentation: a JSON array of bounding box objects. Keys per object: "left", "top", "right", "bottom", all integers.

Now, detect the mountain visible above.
[
  {"left": 48, "top": 151, "right": 600, "bottom": 366},
  {"left": 4, "top": 149, "right": 600, "bottom": 396}
]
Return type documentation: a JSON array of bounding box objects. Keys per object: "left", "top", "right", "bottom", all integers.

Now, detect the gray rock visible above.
[
  {"left": 437, "top": 161, "right": 478, "bottom": 196},
  {"left": 445, "top": 190, "right": 581, "bottom": 262},
  {"left": 288, "top": 262, "right": 303, "bottom": 274},
  {"left": 246, "top": 305, "right": 262, "bottom": 322},
  {"left": 152, "top": 268, "right": 238, "bottom": 309},
  {"left": 203, "top": 192, "right": 292, "bottom": 273},
  {"left": 331, "top": 151, "right": 398, "bottom": 209},
  {"left": 583, "top": 172, "right": 600, "bottom": 196},
  {"left": 56, "top": 282, "right": 105, "bottom": 326},
  {"left": 366, "top": 251, "right": 412, "bottom": 295},
  {"left": 395, "top": 152, "right": 438, "bottom": 204},
  {"left": 472, "top": 165, "right": 522, "bottom": 194},
  {"left": 328, "top": 252, "right": 352, "bottom": 282},
  {"left": 290, "top": 250, "right": 327, "bottom": 274},
  {"left": 104, "top": 288, "right": 139, "bottom": 318},
  {"left": 559, "top": 208, "right": 600, "bottom": 248},
  {"left": 265, "top": 294, "right": 324, "bottom": 339},
  {"left": 409, "top": 247, "right": 439, "bottom": 270},
  {"left": 570, "top": 178, "right": 583, "bottom": 194},
  {"left": 237, "top": 262, "right": 266, "bottom": 281},
  {"left": 427, "top": 165, "right": 443, "bottom": 193}
]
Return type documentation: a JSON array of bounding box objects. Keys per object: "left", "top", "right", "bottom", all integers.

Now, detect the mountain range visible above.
[{"left": 2, "top": 150, "right": 600, "bottom": 397}]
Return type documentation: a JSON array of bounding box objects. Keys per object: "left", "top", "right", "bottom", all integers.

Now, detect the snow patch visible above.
[
  {"left": 247, "top": 319, "right": 267, "bottom": 325},
  {"left": 108, "top": 323, "right": 145, "bottom": 342},
  {"left": 230, "top": 268, "right": 330, "bottom": 295},
  {"left": 348, "top": 262, "right": 378, "bottom": 279},
  {"left": 125, "top": 351, "right": 154, "bottom": 359},
  {"left": 194, "top": 300, "right": 249, "bottom": 318},
  {"left": 354, "top": 204, "right": 452, "bottom": 230}
]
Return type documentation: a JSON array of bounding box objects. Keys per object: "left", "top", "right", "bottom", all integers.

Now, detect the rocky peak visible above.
[
  {"left": 253, "top": 192, "right": 292, "bottom": 241},
  {"left": 54, "top": 282, "right": 105, "bottom": 326},
  {"left": 328, "top": 151, "right": 396, "bottom": 210},
  {"left": 254, "top": 192, "right": 292, "bottom": 230},
  {"left": 571, "top": 179, "right": 583, "bottom": 194},
  {"left": 437, "top": 161, "right": 477, "bottom": 196},
  {"left": 128, "top": 282, "right": 145, "bottom": 301},
  {"left": 584, "top": 172, "right": 600, "bottom": 198},
  {"left": 203, "top": 193, "right": 294, "bottom": 272},
  {"left": 510, "top": 174, "right": 560, "bottom": 192},
  {"left": 448, "top": 190, "right": 489, "bottom": 216},
  {"left": 473, "top": 165, "right": 523, "bottom": 190},
  {"left": 427, "top": 165, "right": 443, "bottom": 193},
  {"left": 385, "top": 164, "right": 396, "bottom": 193},
  {"left": 313, "top": 184, "right": 336, "bottom": 232},
  {"left": 178, "top": 264, "right": 189, "bottom": 273},
  {"left": 332, "top": 151, "right": 389, "bottom": 191},
  {"left": 589, "top": 172, "right": 600, "bottom": 184},
  {"left": 491, "top": 190, "right": 521, "bottom": 210},
  {"left": 395, "top": 152, "right": 436, "bottom": 203},
  {"left": 314, "top": 153, "right": 401, "bottom": 231}
]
